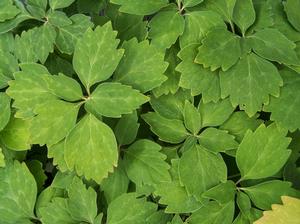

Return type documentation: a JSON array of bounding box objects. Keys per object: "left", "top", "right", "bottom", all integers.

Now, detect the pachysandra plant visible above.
[{"left": 0, "top": 0, "right": 300, "bottom": 223}]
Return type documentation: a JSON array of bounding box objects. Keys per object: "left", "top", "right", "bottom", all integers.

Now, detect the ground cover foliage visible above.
[{"left": 0, "top": 0, "right": 300, "bottom": 223}]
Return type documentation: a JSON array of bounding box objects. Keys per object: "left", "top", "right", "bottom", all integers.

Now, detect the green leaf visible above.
[
  {"left": 67, "top": 177, "right": 98, "bottom": 223},
  {"left": 284, "top": 0, "right": 300, "bottom": 32},
  {"left": 179, "top": 144, "right": 227, "bottom": 200},
  {"left": 0, "top": 161, "right": 37, "bottom": 224},
  {"left": 14, "top": 24, "right": 56, "bottom": 63},
  {"left": 188, "top": 201, "right": 235, "bottom": 224},
  {"left": 110, "top": 0, "right": 168, "bottom": 15},
  {"left": 85, "top": 82, "right": 148, "bottom": 118},
  {"left": 233, "top": 0, "right": 255, "bottom": 35},
  {"left": 220, "top": 53, "right": 283, "bottom": 116},
  {"left": 7, "top": 63, "right": 63, "bottom": 118},
  {"left": 56, "top": 14, "right": 93, "bottom": 54},
  {"left": 203, "top": 0, "right": 237, "bottom": 24},
  {"left": 149, "top": 9, "right": 184, "bottom": 49},
  {"left": 47, "top": 11, "right": 72, "bottom": 27},
  {"left": 107, "top": 193, "right": 157, "bottom": 224},
  {"left": 150, "top": 89, "right": 192, "bottom": 120},
  {"left": 242, "top": 180, "right": 300, "bottom": 210},
  {"left": 64, "top": 114, "right": 118, "bottom": 184},
  {"left": 236, "top": 123, "right": 291, "bottom": 181},
  {"left": 182, "top": 0, "right": 204, "bottom": 8},
  {"left": 199, "top": 98, "right": 235, "bottom": 127},
  {"left": 0, "top": 93, "right": 10, "bottom": 131},
  {"left": 0, "top": 50, "right": 19, "bottom": 79},
  {"left": 40, "top": 198, "right": 76, "bottom": 224},
  {"left": 49, "top": 0, "right": 75, "bottom": 10},
  {"left": 152, "top": 46, "right": 181, "bottom": 97},
  {"left": 154, "top": 159, "right": 202, "bottom": 213},
  {"left": 237, "top": 191, "right": 252, "bottom": 216},
  {"left": 73, "top": 23, "right": 124, "bottom": 90},
  {"left": 29, "top": 100, "right": 79, "bottom": 146},
  {"left": 176, "top": 43, "right": 220, "bottom": 101},
  {"left": 199, "top": 128, "right": 238, "bottom": 153},
  {"left": 0, "top": 117, "right": 31, "bottom": 151},
  {"left": 220, "top": 111, "right": 262, "bottom": 142},
  {"left": 142, "top": 112, "right": 188, "bottom": 144},
  {"left": 48, "top": 141, "right": 69, "bottom": 173},
  {"left": 114, "top": 38, "right": 168, "bottom": 93},
  {"left": 0, "top": 32, "right": 14, "bottom": 53},
  {"left": 27, "top": 0, "right": 47, "bottom": 11},
  {"left": 251, "top": 0, "right": 274, "bottom": 31},
  {"left": 101, "top": 161, "right": 129, "bottom": 204},
  {"left": 202, "top": 181, "right": 236, "bottom": 204},
  {"left": 0, "top": 148, "right": 4, "bottom": 167},
  {"left": 183, "top": 100, "right": 201, "bottom": 134},
  {"left": 179, "top": 11, "right": 226, "bottom": 48},
  {"left": 26, "top": 160, "right": 47, "bottom": 193},
  {"left": 0, "top": 13, "right": 31, "bottom": 34},
  {"left": 264, "top": 68, "right": 300, "bottom": 131},
  {"left": 146, "top": 210, "right": 172, "bottom": 224},
  {"left": 168, "top": 215, "right": 184, "bottom": 224},
  {"left": 254, "top": 196, "right": 300, "bottom": 224},
  {"left": 195, "top": 28, "right": 241, "bottom": 71},
  {"left": 250, "top": 28, "right": 299, "bottom": 65},
  {"left": 114, "top": 111, "right": 139, "bottom": 146},
  {"left": 0, "top": 1, "right": 20, "bottom": 22},
  {"left": 46, "top": 73, "right": 83, "bottom": 102},
  {"left": 124, "top": 139, "right": 171, "bottom": 186}
]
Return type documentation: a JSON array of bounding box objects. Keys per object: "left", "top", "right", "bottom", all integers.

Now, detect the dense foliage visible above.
[{"left": 0, "top": 0, "right": 300, "bottom": 223}]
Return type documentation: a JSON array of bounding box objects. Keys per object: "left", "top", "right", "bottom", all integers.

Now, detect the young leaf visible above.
[
  {"left": 0, "top": 93, "right": 10, "bottom": 131},
  {"left": 64, "top": 114, "right": 118, "bottom": 184},
  {"left": 107, "top": 193, "right": 157, "bottom": 224},
  {"left": 0, "top": 161, "right": 37, "bottom": 224},
  {"left": 73, "top": 23, "right": 124, "bottom": 91},
  {"left": 198, "top": 128, "right": 238, "bottom": 153},
  {"left": 114, "top": 38, "right": 168, "bottom": 93},
  {"left": 179, "top": 144, "right": 227, "bottom": 200},
  {"left": 183, "top": 100, "right": 201, "bottom": 134},
  {"left": 233, "top": 0, "right": 256, "bottom": 35},
  {"left": 242, "top": 180, "right": 300, "bottom": 210},
  {"left": 142, "top": 112, "right": 189, "bottom": 144},
  {"left": 195, "top": 28, "right": 241, "bottom": 71},
  {"left": 236, "top": 123, "right": 291, "bottom": 181},
  {"left": 254, "top": 196, "right": 300, "bottom": 224},
  {"left": 220, "top": 53, "right": 283, "bottom": 117},
  {"left": 149, "top": 9, "right": 185, "bottom": 49},
  {"left": 124, "top": 139, "right": 171, "bottom": 186},
  {"left": 85, "top": 82, "right": 148, "bottom": 118},
  {"left": 110, "top": 0, "right": 168, "bottom": 15}
]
